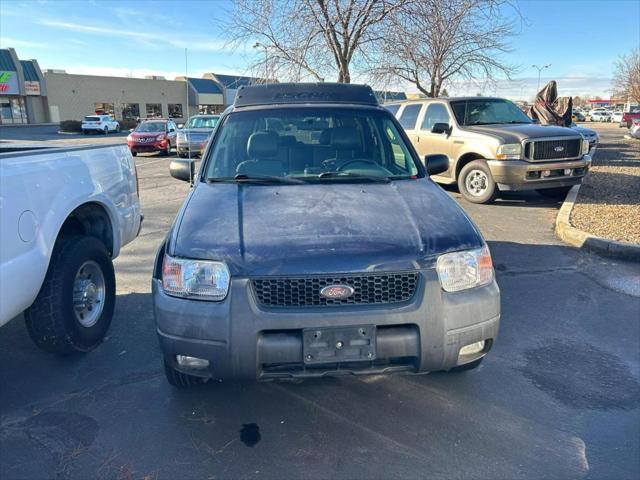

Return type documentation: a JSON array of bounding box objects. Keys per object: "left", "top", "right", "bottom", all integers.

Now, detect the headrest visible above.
[
  {"left": 247, "top": 131, "right": 279, "bottom": 158},
  {"left": 330, "top": 127, "right": 361, "bottom": 150},
  {"left": 319, "top": 128, "right": 334, "bottom": 145},
  {"left": 278, "top": 135, "right": 298, "bottom": 146}
]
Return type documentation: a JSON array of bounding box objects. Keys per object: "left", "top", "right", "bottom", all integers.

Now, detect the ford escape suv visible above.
[
  {"left": 386, "top": 98, "right": 592, "bottom": 203},
  {"left": 153, "top": 83, "right": 500, "bottom": 387}
]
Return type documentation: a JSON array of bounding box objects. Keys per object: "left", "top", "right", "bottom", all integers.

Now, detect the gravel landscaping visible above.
[{"left": 571, "top": 123, "right": 640, "bottom": 244}]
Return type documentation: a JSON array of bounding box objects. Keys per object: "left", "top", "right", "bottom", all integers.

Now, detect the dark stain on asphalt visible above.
[
  {"left": 521, "top": 339, "right": 640, "bottom": 410},
  {"left": 240, "top": 423, "right": 261, "bottom": 447},
  {"left": 494, "top": 263, "right": 507, "bottom": 272}
]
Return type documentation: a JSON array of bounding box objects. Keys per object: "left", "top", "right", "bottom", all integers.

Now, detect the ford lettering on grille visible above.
[
  {"left": 554, "top": 146, "right": 565, "bottom": 152},
  {"left": 320, "top": 285, "right": 355, "bottom": 299}
]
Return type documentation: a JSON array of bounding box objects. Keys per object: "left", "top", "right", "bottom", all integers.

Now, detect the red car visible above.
[
  {"left": 127, "top": 119, "right": 178, "bottom": 156},
  {"left": 622, "top": 111, "right": 640, "bottom": 128}
]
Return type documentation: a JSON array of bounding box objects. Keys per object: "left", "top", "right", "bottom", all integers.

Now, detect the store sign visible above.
[
  {"left": 24, "top": 81, "right": 41, "bottom": 95},
  {"left": 0, "top": 71, "right": 20, "bottom": 95}
]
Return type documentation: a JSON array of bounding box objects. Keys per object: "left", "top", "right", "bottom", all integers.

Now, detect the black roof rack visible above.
[{"left": 234, "top": 83, "right": 378, "bottom": 108}]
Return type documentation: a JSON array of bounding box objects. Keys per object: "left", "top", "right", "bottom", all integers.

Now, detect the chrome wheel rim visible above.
[
  {"left": 465, "top": 169, "right": 489, "bottom": 197},
  {"left": 73, "top": 261, "right": 105, "bottom": 327}
]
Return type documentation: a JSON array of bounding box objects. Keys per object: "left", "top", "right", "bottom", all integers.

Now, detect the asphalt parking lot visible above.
[{"left": 1, "top": 125, "right": 639, "bottom": 480}]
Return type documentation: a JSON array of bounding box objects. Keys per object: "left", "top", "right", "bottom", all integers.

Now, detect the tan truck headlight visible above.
[{"left": 496, "top": 143, "right": 522, "bottom": 160}]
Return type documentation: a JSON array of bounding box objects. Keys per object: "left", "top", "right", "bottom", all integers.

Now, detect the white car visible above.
[
  {"left": 0, "top": 143, "right": 142, "bottom": 354},
  {"left": 81, "top": 114, "right": 120, "bottom": 134},
  {"left": 590, "top": 111, "right": 611, "bottom": 122},
  {"left": 588, "top": 108, "right": 607, "bottom": 116},
  {"left": 610, "top": 111, "right": 624, "bottom": 125}
]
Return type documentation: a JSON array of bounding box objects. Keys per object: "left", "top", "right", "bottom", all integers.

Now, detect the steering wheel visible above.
[{"left": 334, "top": 159, "right": 380, "bottom": 171}]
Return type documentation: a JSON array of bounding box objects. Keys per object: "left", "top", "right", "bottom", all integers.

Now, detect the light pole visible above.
[
  {"left": 253, "top": 42, "right": 268, "bottom": 82},
  {"left": 532, "top": 64, "right": 551, "bottom": 92}
]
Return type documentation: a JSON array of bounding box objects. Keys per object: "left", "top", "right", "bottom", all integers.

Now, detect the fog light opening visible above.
[
  {"left": 459, "top": 341, "right": 485, "bottom": 356},
  {"left": 564, "top": 168, "right": 572, "bottom": 176},
  {"left": 176, "top": 355, "right": 210, "bottom": 369},
  {"left": 541, "top": 170, "right": 551, "bottom": 178}
]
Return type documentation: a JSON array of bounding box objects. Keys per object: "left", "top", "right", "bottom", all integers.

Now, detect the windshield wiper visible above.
[
  {"left": 316, "top": 171, "right": 391, "bottom": 183},
  {"left": 206, "top": 174, "right": 306, "bottom": 184}
]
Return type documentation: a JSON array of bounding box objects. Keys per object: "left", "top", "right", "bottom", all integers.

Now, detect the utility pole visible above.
[
  {"left": 185, "top": 48, "right": 191, "bottom": 162},
  {"left": 532, "top": 64, "right": 551, "bottom": 92}
]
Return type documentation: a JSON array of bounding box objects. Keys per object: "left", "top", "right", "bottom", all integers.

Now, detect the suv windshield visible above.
[
  {"left": 204, "top": 108, "right": 421, "bottom": 182},
  {"left": 186, "top": 116, "right": 219, "bottom": 129},
  {"left": 136, "top": 122, "right": 166, "bottom": 132},
  {"left": 451, "top": 99, "right": 532, "bottom": 126}
]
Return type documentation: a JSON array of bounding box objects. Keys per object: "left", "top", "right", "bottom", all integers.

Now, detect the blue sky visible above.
[{"left": 1, "top": 0, "right": 639, "bottom": 99}]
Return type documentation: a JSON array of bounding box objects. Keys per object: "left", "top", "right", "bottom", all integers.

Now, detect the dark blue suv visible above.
[{"left": 153, "top": 83, "right": 500, "bottom": 386}]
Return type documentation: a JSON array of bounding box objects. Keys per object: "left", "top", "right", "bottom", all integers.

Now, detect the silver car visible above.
[{"left": 177, "top": 115, "right": 220, "bottom": 158}]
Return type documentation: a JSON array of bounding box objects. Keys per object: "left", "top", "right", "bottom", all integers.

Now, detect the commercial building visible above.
[
  {"left": 1, "top": 47, "right": 273, "bottom": 125},
  {"left": 0, "top": 48, "right": 48, "bottom": 124}
]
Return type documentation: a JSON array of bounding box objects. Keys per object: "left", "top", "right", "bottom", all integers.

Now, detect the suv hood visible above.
[
  {"left": 171, "top": 180, "right": 484, "bottom": 276},
  {"left": 465, "top": 123, "right": 581, "bottom": 143}
]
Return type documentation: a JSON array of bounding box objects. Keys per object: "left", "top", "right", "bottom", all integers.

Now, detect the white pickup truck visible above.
[{"left": 0, "top": 143, "right": 142, "bottom": 354}]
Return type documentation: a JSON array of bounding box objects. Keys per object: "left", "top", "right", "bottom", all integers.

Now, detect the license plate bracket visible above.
[{"left": 303, "top": 325, "right": 376, "bottom": 364}]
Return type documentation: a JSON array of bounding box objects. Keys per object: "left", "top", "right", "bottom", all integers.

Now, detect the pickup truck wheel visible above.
[
  {"left": 450, "top": 357, "right": 484, "bottom": 372},
  {"left": 164, "top": 361, "right": 206, "bottom": 387},
  {"left": 536, "top": 186, "right": 572, "bottom": 199},
  {"left": 458, "top": 160, "right": 497, "bottom": 204},
  {"left": 24, "top": 236, "right": 115, "bottom": 354}
]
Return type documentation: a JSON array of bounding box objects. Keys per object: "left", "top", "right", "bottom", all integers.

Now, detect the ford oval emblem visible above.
[
  {"left": 554, "top": 146, "right": 565, "bottom": 152},
  {"left": 320, "top": 285, "right": 355, "bottom": 299}
]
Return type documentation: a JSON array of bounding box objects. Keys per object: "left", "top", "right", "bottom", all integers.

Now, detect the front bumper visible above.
[
  {"left": 129, "top": 141, "right": 167, "bottom": 153},
  {"left": 153, "top": 271, "right": 500, "bottom": 381},
  {"left": 487, "top": 155, "right": 591, "bottom": 191},
  {"left": 177, "top": 141, "right": 205, "bottom": 155}
]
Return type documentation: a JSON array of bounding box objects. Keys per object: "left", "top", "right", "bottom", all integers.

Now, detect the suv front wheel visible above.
[{"left": 458, "top": 160, "right": 497, "bottom": 204}]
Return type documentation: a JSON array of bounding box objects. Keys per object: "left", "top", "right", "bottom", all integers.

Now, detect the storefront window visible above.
[
  {"left": 95, "top": 102, "right": 115, "bottom": 116},
  {"left": 199, "top": 104, "right": 222, "bottom": 114},
  {"left": 146, "top": 103, "right": 163, "bottom": 118},
  {"left": 120, "top": 103, "right": 140, "bottom": 120},
  {"left": 0, "top": 97, "right": 27, "bottom": 124},
  {"left": 168, "top": 104, "right": 183, "bottom": 118}
]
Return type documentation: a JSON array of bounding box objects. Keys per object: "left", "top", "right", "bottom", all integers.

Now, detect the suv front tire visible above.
[{"left": 458, "top": 160, "right": 497, "bottom": 204}]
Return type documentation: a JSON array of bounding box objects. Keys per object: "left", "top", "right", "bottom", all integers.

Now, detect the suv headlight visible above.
[
  {"left": 162, "top": 255, "right": 230, "bottom": 301},
  {"left": 436, "top": 245, "right": 494, "bottom": 292},
  {"left": 581, "top": 138, "right": 589, "bottom": 154},
  {"left": 496, "top": 143, "right": 522, "bottom": 160},
  {"left": 177, "top": 132, "right": 186, "bottom": 142}
]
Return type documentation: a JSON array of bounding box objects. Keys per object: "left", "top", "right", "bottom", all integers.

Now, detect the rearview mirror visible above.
[
  {"left": 170, "top": 158, "right": 195, "bottom": 184},
  {"left": 425, "top": 154, "right": 449, "bottom": 176},
  {"left": 431, "top": 123, "right": 450, "bottom": 135}
]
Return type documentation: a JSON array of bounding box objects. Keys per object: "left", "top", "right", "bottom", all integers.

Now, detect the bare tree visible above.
[
  {"left": 612, "top": 48, "right": 640, "bottom": 104},
  {"left": 371, "top": 0, "right": 517, "bottom": 97},
  {"left": 223, "top": 0, "right": 404, "bottom": 83}
]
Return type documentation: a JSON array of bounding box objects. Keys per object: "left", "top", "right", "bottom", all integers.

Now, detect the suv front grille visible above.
[
  {"left": 525, "top": 139, "right": 581, "bottom": 161},
  {"left": 252, "top": 272, "right": 419, "bottom": 308}
]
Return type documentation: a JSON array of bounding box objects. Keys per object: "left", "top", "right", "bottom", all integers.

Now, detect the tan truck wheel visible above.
[{"left": 458, "top": 160, "right": 497, "bottom": 204}]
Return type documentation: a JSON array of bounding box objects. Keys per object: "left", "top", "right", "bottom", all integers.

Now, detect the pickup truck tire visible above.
[
  {"left": 164, "top": 361, "right": 206, "bottom": 387},
  {"left": 458, "top": 160, "right": 497, "bottom": 204},
  {"left": 536, "top": 186, "right": 572, "bottom": 199},
  {"left": 24, "top": 235, "right": 115, "bottom": 354}
]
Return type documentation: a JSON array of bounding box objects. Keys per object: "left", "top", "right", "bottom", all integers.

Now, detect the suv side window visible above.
[
  {"left": 398, "top": 104, "right": 422, "bottom": 130},
  {"left": 421, "top": 103, "right": 450, "bottom": 131}
]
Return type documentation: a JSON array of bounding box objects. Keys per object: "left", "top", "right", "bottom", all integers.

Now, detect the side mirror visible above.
[
  {"left": 169, "top": 128, "right": 175, "bottom": 133},
  {"left": 170, "top": 158, "right": 195, "bottom": 184},
  {"left": 129, "top": 128, "right": 134, "bottom": 133},
  {"left": 425, "top": 154, "right": 449, "bottom": 176},
  {"left": 431, "top": 123, "right": 450, "bottom": 135}
]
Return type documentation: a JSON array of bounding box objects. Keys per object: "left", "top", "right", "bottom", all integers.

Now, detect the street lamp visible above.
[
  {"left": 532, "top": 64, "right": 551, "bottom": 92},
  {"left": 253, "top": 42, "right": 268, "bottom": 82}
]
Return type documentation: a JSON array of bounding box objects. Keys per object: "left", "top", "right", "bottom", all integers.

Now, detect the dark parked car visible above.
[
  {"left": 127, "top": 119, "right": 177, "bottom": 156},
  {"left": 154, "top": 83, "right": 500, "bottom": 387}
]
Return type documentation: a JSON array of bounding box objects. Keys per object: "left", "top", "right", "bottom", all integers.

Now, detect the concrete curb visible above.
[{"left": 556, "top": 185, "right": 640, "bottom": 261}]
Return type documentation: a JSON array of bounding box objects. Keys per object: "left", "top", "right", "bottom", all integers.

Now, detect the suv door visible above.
[
  {"left": 397, "top": 103, "right": 424, "bottom": 151},
  {"left": 416, "top": 103, "right": 453, "bottom": 161}
]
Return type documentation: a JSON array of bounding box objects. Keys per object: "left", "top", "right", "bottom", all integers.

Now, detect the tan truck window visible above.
[
  {"left": 421, "top": 104, "right": 450, "bottom": 130},
  {"left": 398, "top": 104, "right": 422, "bottom": 130}
]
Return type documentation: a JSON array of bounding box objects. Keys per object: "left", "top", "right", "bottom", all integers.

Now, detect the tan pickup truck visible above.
[{"left": 386, "top": 97, "right": 592, "bottom": 203}]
